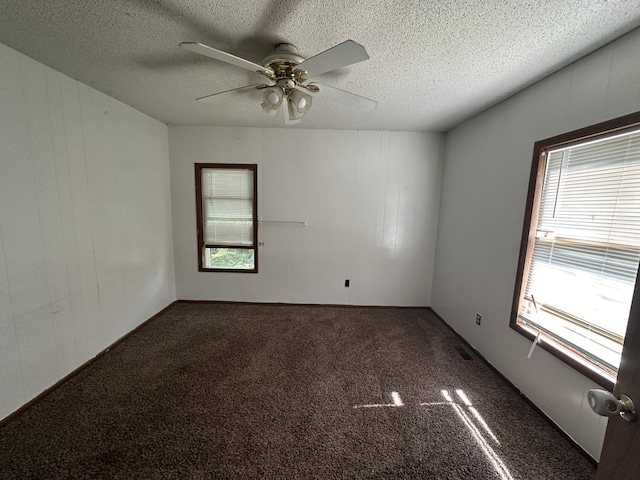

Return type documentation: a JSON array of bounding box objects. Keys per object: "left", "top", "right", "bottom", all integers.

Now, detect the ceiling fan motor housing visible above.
[
  {"left": 261, "top": 43, "right": 304, "bottom": 67},
  {"left": 261, "top": 44, "right": 308, "bottom": 87}
]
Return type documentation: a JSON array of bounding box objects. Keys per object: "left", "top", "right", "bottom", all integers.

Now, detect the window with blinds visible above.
[
  {"left": 195, "top": 164, "right": 258, "bottom": 272},
  {"left": 512, "top": 113, "right": 640, "bottom": 389}
]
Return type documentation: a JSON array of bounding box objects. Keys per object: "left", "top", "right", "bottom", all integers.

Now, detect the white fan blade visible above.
[
  {"left": 180, "top": 42, "right": 274, "bottom": 75},
  {"left": 310, "top": 83, "right": 377, "bottom": 112},
  {"left": 196, "top": 84, "right": 269, "bottom": 103},
  {"left": 295, "top": 40, "right": 369, "bottom": 78}
]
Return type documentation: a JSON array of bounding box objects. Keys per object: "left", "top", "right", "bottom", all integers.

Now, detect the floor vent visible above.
[{"left": 452, "top": 344, "right": 474, "bottom": 360}]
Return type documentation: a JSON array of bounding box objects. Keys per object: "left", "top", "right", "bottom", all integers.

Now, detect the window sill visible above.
[
  {"left": 519, "top": 309, "right": 622, "bottom": 372},
  {"left": 510, "top": 321, "right": 615, "bottom": 392},
  {"left": 198, "top": 267, "right": 258, "bottom": 273}
]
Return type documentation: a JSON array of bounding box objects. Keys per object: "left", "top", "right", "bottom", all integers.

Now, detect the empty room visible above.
[{"left": 1, "top": 1, "right": 640, "bottom": 478}]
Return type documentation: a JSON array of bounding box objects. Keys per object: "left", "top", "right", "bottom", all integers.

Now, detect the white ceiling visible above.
[{"left": 1, "top": 1, "right": 640, "bottom": 132}]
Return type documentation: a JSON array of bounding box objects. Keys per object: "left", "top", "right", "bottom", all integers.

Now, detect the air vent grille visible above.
[{"left": 452, "top": 344, "right": 474, "bottom": 360}]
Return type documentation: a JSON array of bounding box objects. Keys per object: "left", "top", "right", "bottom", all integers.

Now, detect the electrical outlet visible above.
[
  {"left": 344, "top": 279, "right": 350, "bottom": 287},
  {"left": 475, "top": 313, "right": 482, "bottom": 325}
]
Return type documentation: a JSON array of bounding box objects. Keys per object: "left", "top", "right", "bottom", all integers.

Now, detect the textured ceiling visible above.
[{"left": 1, "top": 0, "right": 640, "bottom": 132}]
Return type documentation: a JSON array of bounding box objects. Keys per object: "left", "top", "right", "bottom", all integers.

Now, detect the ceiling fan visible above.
[{"left": 179, "top": 40, "right": 377, "bottom": 124}]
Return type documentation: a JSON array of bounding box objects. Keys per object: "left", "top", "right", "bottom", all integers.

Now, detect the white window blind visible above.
[
  {"left": 521, "top": 127, "right": 640, "bottom": 370},
  {"left": 201, "top": 168, "right": 254, "bottom": 246}
]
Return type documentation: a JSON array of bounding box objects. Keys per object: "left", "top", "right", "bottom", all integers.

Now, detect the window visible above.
[
  {"left": 195, "top": 163, "right": 258, "bottom": 272},
  {"left": 511, "top": 112, "right": 640, "bottom": 390}
]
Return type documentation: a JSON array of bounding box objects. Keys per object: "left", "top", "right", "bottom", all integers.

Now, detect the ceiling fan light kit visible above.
[
  {"left": 287, "top": 88, "right": 312, "bottom": 121},
  {"left": 261, "top": 86, "right": 283, "bottom": 116},
  {"left": 180, "top": 40, "right": 377, "bottom": 124}
]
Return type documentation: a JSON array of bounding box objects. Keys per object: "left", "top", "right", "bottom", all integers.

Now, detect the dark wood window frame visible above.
[
  {"left": 195, "top": 163, "right": 258, "bottom": 273},
  {"left": 511, "top": 111, "right": 640, "bottom": 392}
]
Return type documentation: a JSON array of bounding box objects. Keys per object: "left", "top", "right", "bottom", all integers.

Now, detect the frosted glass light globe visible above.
[{"left": 268, "top": 92, "right": 280, "bottom": 105}]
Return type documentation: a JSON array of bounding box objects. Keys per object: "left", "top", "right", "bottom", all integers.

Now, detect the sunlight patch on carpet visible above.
[{"left": 443, "top": 389, "right": 513, "bottom": 480}]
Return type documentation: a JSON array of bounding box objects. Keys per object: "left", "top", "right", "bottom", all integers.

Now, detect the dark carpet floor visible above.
[{"left": 0, "top": 303, "right": 596, "bottom": 479}]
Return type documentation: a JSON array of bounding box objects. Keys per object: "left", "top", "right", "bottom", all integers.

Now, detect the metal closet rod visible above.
[{"left": 258, "top": 220, "right": 307, "bottom": 226}]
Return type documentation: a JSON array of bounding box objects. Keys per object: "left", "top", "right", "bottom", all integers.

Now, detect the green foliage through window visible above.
[{"left": 205, "top": 248, "right": 255, "bottom": 270}]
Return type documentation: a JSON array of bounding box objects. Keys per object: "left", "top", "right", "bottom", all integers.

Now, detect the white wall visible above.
[
  {"left": 0, "top": 44, "right": 176, "bottom": 420},
  {"left": 170, "top": 127, "right": 443, "bottom": 306},
  {"left": 431, "top": 27, "right": 640, "bottom": 460}
]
